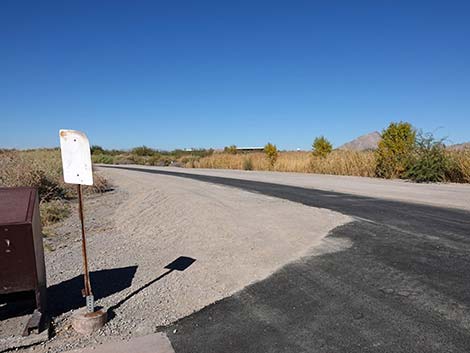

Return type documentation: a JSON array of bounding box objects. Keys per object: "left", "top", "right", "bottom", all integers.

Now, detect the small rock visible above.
[
  {"left": 397, "top": 290, "right": 411, "bottom": 297},
  {"left": 353, "top": 312, "right": 364, "bottom": 320}
]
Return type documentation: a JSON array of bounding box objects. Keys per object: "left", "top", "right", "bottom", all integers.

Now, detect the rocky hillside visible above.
[
  {"left": 448, "top": 142, "right": 470, "bottom": 150},
  {"left": 338, "top": 131, "right": 381, "bottom": 151}
]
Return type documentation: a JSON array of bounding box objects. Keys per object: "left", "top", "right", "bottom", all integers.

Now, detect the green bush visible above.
[
  {"left": 264, "top": 143, "right": 279, "bottom": 168},
  {"left": 312, "top": 136, "right": 333, "bottom": 158},
  {"left": 376, "top": 122, "right": 416, "bottom": 179},
  {"left": 91, "top": 145, "right": 105, "bottom": 155},
  {"left": 405, "top": 132, "right": 449, "bottom": 183},
  {"left": 132, "top": 146, "right": 156, "bottom": 156},
  {"left": 92, "top": 154, "right": 114, "bottom": 164}
]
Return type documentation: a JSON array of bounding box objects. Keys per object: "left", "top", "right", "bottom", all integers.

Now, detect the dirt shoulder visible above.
[{"left": 113, "top": 165, "right": 470, "bottom": 211}]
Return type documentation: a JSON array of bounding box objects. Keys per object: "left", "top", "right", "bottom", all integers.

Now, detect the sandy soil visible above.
[{"left": 11, "top": 167, "right": 350, "bottom": 352}]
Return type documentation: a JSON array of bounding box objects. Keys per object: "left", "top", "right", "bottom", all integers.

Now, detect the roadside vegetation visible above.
[
  {"left": 189, "top": 122, "right": 470, "bottom": 183},
  {"left": 1, "top": 121, "right": 469, "bottom": 235},
  {"left": 0, "top": 148, "right": 109, "bottom": 233},
  {"left": 264, "top": 143, "right": 279, "bottom": 169},
  {"left": 90, "top": 145, "right": 214, "bottom": 168}
]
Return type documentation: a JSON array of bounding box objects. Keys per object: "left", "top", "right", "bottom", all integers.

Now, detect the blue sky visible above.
[{"left": 1, "top": 1, "right": 469, "bottom": 150}]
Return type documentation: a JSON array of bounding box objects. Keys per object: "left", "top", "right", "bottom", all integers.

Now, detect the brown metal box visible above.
[{"left": 0, "top": 187, "right": 47, "bottom": 315}]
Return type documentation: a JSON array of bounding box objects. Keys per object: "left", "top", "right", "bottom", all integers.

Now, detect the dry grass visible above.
[
  {"left": 448, "top": 150, "right": 470, "bottom": 183},
  {"left": 40, "top": 200, "right": 71, "bottom": 228},
  {"left": 189, "top": 149, "right": 470, "bottom": 182},
  {"left": 309, "top": 151, "right": 376, "bottom": 177},
  {"left": 0, "top": 149, "right": 109, "bottom": 228},
  {"left": 190, "top": 150, "right": 376, "bottom": 177}
]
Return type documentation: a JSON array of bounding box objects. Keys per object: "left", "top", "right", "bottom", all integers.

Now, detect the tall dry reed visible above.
[{"left": 190, "top": 150, "right": 376, "bottom": 177}]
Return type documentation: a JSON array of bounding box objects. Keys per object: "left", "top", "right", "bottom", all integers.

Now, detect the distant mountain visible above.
[
  {"left": 338, "top": 131, "right": 381, "bottom": 151},
  {"left": 448, "top": 142, "right": 470, "bottom": 151}
]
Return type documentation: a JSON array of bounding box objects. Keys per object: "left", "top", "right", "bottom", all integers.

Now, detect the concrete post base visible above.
[{"left": 71, "top": 308, "right": 107, "bottom": 335}]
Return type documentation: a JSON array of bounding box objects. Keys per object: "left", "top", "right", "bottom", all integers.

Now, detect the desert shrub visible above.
[
  {"left": 375, "top": 122, "right": 416, "bottom": 179},
  {"left": 92, "top": 154, "right": 114, "bottom": 164},
  {"left": 127, "top": 154, "right": 147, "bottom": 164},
  {"left": 264, "top": 143, "right": 279, "bottom": 168},
  {"left": 147, "top": 155, "right": 161, "bottom": 166},
  {"left": 33, "top": 170, "right": 68, "bottom": 201},
  {"left": 243, "top": 157, "right": 254, "bottom": 171},
  {"left": 180, "top": 156, "right": 199, "bottom": 168},
  {"left": 405, "top": 133, "right": 449, "bottom": 182},
  {"left": 89, "top": 172, "right": 110, "bottom": 193},
  {"left": 91, "top": 145, "right": 105, "bottom": 155},
  {"left": 112, "top": 154, "right": 135, "bottom": 164},
  {"left": 131, "top": 146, "right": 156, "bottom": 156},
  {"left": 224, "top": 145, "right": 238, "bottom": 154},
  {"left": 40, "top": 200, "right": 70, "bottom": 227},
  {"left": 312, "top": 136, "right": 333, "bottom": 158}
]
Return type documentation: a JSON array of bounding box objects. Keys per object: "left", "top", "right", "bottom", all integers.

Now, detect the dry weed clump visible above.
[
  {"left": 448, "top": 150, "right": 470, "bottom": 183},
  {"left": 40, "top": 200, "right": 71, "bottom": 228},
  {"left": 0, "top": 149, "right": 67, "bottom": 200},
  {"left": 0, "top": 149, "right": 109, "bottom": 229}
]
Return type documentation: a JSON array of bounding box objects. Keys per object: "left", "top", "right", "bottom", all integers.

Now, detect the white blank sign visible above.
[{"left": 59, "top": 129, "right": 94, "bottom": 186}]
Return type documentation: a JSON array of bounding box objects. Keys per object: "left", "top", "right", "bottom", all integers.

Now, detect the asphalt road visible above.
[{"left": 105, "top": 166, "right": 470, "bottom": 353}]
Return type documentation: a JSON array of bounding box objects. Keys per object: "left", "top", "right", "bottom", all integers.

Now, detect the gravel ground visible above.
[{"left": 10, "top": 168, "right": 349, "bottom": 352}]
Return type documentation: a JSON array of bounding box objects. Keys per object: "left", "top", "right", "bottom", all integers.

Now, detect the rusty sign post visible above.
[
  {"left": 59, "top": 129, "right": 95, "bottom": 313},
  {"left": 77, "top": 183, "right": 93, "bottom": 311}
]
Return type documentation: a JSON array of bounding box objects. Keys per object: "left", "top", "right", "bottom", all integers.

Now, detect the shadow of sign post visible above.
[
  {"left": 108, "top": 256, "right": 196, "bottom": 319},
  {"left": 164, "top": 256, "right": 196, "bottom": 272}
]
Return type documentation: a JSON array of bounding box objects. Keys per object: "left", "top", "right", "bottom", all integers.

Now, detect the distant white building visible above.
[{"left": 236, "top": 146, "right": 264, "bottom": 152}]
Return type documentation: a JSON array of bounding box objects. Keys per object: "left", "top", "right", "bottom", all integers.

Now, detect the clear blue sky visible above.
[{"left": 1, "top": 1, "right": 469, "bottom": 150}]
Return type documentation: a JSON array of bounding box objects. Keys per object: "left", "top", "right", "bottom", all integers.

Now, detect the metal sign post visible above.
[
  {"left": 77, "top": 184, "right": 94, "bottom": 312},
  {"left": 59, "top": 129, "right": 95, "bottom": 313}
]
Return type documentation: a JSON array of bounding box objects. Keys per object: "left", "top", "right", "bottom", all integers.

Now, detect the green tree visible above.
[
  {"left": 264, "top": 143, "right": 279, "bottom": 168},
  {"left": 90, "top": 145, "right": 105, "bottom": 155},
  {"left": 312, "top": 136, "right": 333, "bottom": 158},
  {"left": 224, "top": 145, "right": 238, "bottom": 154},
  {"left": 375, "top": 121, "right": 416, "bottom": 179}
]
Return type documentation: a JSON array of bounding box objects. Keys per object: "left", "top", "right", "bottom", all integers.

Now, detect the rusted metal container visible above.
[{"left": 0, "top": 187, "right": 47, "bottom": 334}]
